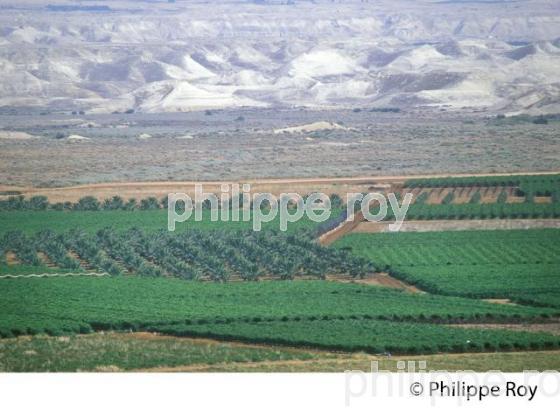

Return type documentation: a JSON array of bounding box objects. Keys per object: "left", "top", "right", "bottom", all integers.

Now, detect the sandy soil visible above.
[
  {"left": 451, "top": 186, "right": 475, "bottom": 204},
  {"left": 5, "top": 251, "right": 19, "bottom": 265},
  {"left": 37, "top": 251, "right": 56, "bottom": 268},
  {"left": 535, "top": 196, "right": 553, "bottom": 204},
  {"left": 2, "top": 110, "right": 559, "bottom": 188},
  {"left": 368, "top": 273, "right": 423, "bottom": 293},
  {"left": 318, "top": 210, "right": 365, "bottom": 245},
  {"left": 67, "top": 250, "right": 96, "bottom": 273},
  {"left": 482, "top": 298, "right": 517, "bottom": 306},
  {"left": 324, "top": 272, "right": 422, "bottom": 292},
  {"left": 330, "top": 273, "right": 423, "bottom": 293}
]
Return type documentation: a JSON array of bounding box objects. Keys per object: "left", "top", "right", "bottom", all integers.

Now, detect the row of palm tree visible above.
[{"left": 2, "top": 227, "right": 372, "bottom": 281}]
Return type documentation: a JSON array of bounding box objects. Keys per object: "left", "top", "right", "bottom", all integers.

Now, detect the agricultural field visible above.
[
  {"left": 1, "top": 0, "right": 560, "bottom": 394},
  {"left": 0, "top": 228, "right": 367, "bottom": 280},
  {"left": 3, "top": 277, "right": 555, "bottom": 335},
  {"left": 334, "top": 229, "right": 560, "bottom": 308},
  {"left": 0, "top": 276, "right": 558, "bottom": 357},
  {"left": 2, "top": 173, "right": 560, "bottom": 372},
  {"left": 403, "top": 202, "right": 560, "bottom": 220},
  {"left": 0, "top": 210, "right": 243, "bottom": 235},
  {"left": 156, "top": 319, "right": 560, "bottom": 355},
  {"left": 397, "top": 174, "right": 560, "bottom": 220},
  {"left": 404, "top": 174, "right": 560, "bottom": 193},
  {"left": 0, "top": 208, "right": 323, "bottom": 236}
]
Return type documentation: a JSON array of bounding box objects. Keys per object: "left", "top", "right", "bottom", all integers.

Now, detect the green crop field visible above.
[
  {"left": 393, "top": 265, "right": 560, "bottom": 308},
  {"left": 403, "top": 202, "right": 560, "bottom": 220},
  {"left": 0, "top": 277, "right": 558, "bottom": 354},
  {"left": 404, "top": 174, "right": 560, "bottom": 191},
  {"left": 397, "top": 173, "right": 560, "bottom": 218},
  {"left": 0, "top": 277, "right": 556, "bottom": 338},
  {"left": 0, "top": 209, "right": 321, "bottom": 235},
  {"left": 2, "top": 188, "right": 560, "bottom": 367},
  {"left": 335, "top": 230, "right": 560, "bottom": 267},
  {"left": 334, "top": 229, "right": 560, "bottom": 308},
  {"left": 155, "top": 319, "right": 560, "bottom": 355}
]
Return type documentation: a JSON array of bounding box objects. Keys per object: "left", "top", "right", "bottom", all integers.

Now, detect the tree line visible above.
[{"left": 0, "top": 193, "right": 345, "bottom": 213}]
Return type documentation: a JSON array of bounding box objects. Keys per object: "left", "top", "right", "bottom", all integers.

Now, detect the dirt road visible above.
[{"left": 2, "top": 170, "right": 558, "bottom": 203}]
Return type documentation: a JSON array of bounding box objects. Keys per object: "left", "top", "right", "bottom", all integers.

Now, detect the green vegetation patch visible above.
[
  {"left": 404, "top": 202, "right": 560, "bottom": 220},
  {"left": 0, "top": 277, "right": 555, "bottom": 340},
  {"left": 334, "top": 229, "right": 560, "bottom": 308},
  {"left": 404, "top": 174, "right": 560, "bottom": 189},
  {"left": 154, "top": 319, "right": 560, "bottom": 355},
  {"left": 0, "top": 210, "right": 263, "bottom": 235},
  {"left": 0, "top": 333, "right": 321, "bottom": 372},
  {"left": 1, "top": 228, "right": 369, "bottom": 280}
]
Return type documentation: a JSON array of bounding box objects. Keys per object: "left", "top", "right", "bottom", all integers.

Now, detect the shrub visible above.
[
  {"left": 140, "top": 197, "right": 160, "bottom": 210},
  {"left": 102, "top": 196, "right": 125, "bottom": 210},
  {"left": 27, "top": 196, "right": 49, "bottom": 210},
  {"left": 469, "top": 191, "right": 481, "bottom": 204},
  {"left": 74, "top": 196, "right": 100, "bottom": 211}
]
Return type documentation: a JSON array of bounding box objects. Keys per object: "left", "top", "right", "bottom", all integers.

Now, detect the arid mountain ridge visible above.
[{"left": 0, "top": 0, "right": 559, "bottom": 114}]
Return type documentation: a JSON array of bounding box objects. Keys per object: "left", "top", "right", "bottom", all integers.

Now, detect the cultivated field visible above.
[
  {"left": 1, "top": 277, "right": 558, "bottom": 354},
  {"left": 1, "top": 0, "right": 560, "bottom": 387},
  {"left": 334, "top": 229, "right": 560, "bottom": 308},
  {"left": 1, "top": 172, "right": 559, "bottom": 371}
]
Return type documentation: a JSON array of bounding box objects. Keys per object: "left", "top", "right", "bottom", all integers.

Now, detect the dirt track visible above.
[
  {"left": 327, "top": 273, "right": 423, "bottom": 293},
  {"left": 2, "top": 170, "right": 558, "bottom": 202},
  {"left": 318, "top": 211, "right": 365, "bottom": 245}
]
